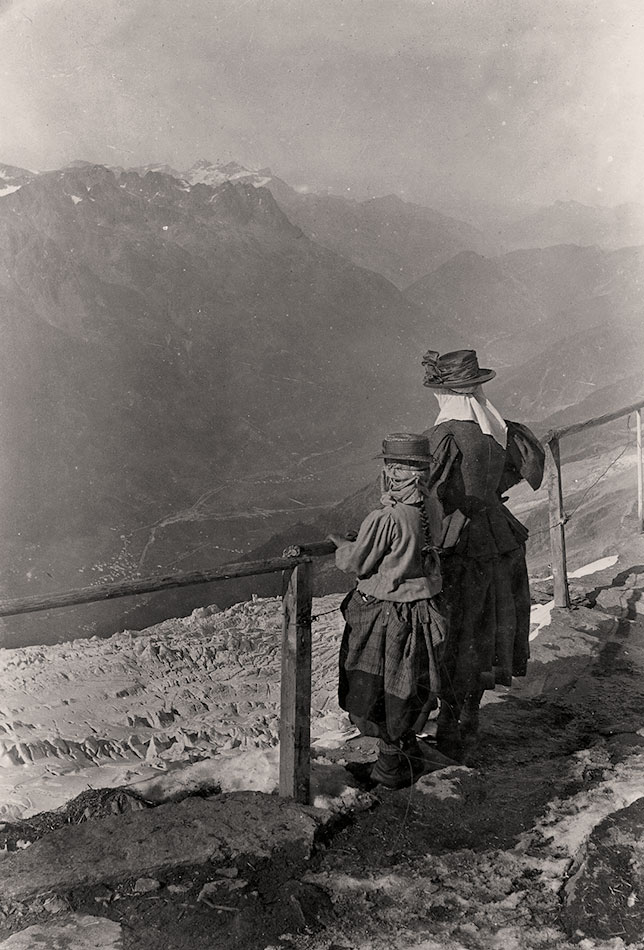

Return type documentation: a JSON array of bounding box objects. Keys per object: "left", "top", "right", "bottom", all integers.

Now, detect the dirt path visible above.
[
  {"left": 293, "top": 552, "right": 644, "bottom": 950},
  {"left": 1, "top": 547, "right": 643, "bottom": 950}
]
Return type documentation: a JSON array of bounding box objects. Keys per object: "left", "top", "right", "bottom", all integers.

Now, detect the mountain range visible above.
[
  {"left": 500, "top": 199, "right": 644, "bottom": 251},
  {"left": 154, "top": 161, "right": 644, "bottom": 279},
  {"left": 0, "top": 161, "right": 443, "bottom": 644},
  {"left": 406, "top": 244, "right": 644, "bottom": 420},
  {"left": 0, "top": 158, "right": 642, "bottom": 646}
]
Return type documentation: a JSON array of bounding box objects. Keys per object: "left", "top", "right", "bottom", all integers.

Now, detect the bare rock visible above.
[
  {"left": 0, "top": 913, "right": 122, "bottom": 948},
  {"left": 0, "top": 792, "right": 323, "bottom": 905},
  {"left": 606, "top": 733, "right": 644, "bottom": 763},
  {"left": 133, "top": 877, "right": 160, "bottom": 894},
  {"left": 272, "top": 881, "right": 333, "bottom": 932},
  {"left": 191, "top": 604, "right": 221, "bottom": 620},
  {"left": 595, "top": 586, "right": 640, "bottom": 618},
  {"left": 92, "top": 885, "right": 113, "bottom": 905},
  {"left": 43, "top": 895, "right": 68, "bottom": 914},
  {"left": 563, "top": 795, "right": 644, "bottom": 943},
  {"left": 198, "top": 881, "right": 222, "bottom": 903}
]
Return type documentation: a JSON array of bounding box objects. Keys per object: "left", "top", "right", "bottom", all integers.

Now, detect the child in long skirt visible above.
[{"left": 327, "top": 433, "right": 444, "bottom": 789}]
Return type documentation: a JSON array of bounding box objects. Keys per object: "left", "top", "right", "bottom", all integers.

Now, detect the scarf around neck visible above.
[
  {"left": 434, "top": 385, "right": 508, "bottom": 448},
  {"left": 380, "top": 463, "right": 430, "bottom": 507}
]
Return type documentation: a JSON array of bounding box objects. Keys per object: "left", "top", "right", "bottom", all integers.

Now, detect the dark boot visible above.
[
  {"left": 400, "top": 733, "right": 427, "bottom": 771},
  {"left": 436, "top": 704, "right": 463, "bottom": 760},
  {"left": 370, "top": 736, "right": 426, "bottom": 789},
  {"left": 459, "top": 688, "right": 484, "bottom": 738}
]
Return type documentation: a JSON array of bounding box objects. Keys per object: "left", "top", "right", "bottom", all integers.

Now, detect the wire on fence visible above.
[
  {"left": 311, "top": 604, "right": 342, "bottom": 623},
  {"left": 528, "top": 416, "right": 636, "bottom": 541}
]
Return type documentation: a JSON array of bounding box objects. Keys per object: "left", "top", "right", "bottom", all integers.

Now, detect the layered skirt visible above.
[{"left": 338, "top": 590, "right": 445, "bottom": 742}]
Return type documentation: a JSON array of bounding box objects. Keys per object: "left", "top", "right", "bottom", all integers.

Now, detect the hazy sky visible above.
[{"left": 1, "top": 0, "right": 643, "bottom": 208}]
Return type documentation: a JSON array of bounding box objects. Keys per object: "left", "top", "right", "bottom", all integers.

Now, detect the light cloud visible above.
[{"left": 0, "top": 0, "right": 643, "bottom": 207}]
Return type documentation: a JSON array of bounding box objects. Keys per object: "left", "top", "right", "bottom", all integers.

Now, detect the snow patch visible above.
[
  {"left": 0, "top": 593, "right": 349, "bottom": 820},
  {"left": 311, "top": 715, "right": 360, "bottom": 749},
  {"left": 137, "top": 747, "right": 279, "bottom": 799},
  {"left": 71, "top": 195, "right": 83, "bottom": 204},
  {"left": 536, "top": 555, "right": 620, "bottom": 584},
  {"left": 569, "top": 555, "right": 619, "bottom": 579},
  {"left": 184, "top": 160, "right": 272, "bottom": 190},
  {"left": 529, "top": 600, "right": 554, "bottom": 640},
  {"left": 529, "top": 555, "right": 620, "bottom": 640},
  {"left": 516, "top": 747, "right": 644, "bottom": 891},
  {"left": 134, "top": 745, "right": 369, "bottom": 814},
  {"left": 0, "top": 185, "right": 21, "bottom": 197}
]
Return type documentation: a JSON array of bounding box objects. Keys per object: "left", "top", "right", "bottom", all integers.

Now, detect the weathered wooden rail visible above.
[
  {"left": 0, "top": 539, "right": 338, "bottom": 805},
  {"left": 3, "top": 397, "right": 642, "bottom": 799},
  {"left": 544, "top": 398, "right": 644, "bottom": 608}
]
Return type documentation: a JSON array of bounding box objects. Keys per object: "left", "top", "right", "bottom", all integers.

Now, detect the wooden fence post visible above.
[
  {"left": 637, "top": 409, "right": 643, "bottom": 533},
  {"left": 279, "top": 560, "right": 313, "bottom": 803},
  {"left": 545, "top": 436, "right": 571, "bottom": 608}
]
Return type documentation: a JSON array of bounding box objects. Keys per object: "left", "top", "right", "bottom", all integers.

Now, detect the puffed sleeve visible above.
[
  {"left": 335, "top": 508, "right": 396, "bottom": 578},
  {"left": 423, "top": 429, "right": 466, "bottom": 550},
  {"left": 498, "top": 420, "right": 545, "bottom": 493}
]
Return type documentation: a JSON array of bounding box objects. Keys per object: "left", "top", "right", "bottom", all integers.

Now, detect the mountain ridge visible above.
[
  {"left": 1, "top": 157, "right": 643, "bottom": 646},
  {"left": 0, "top": 161, "right": 445, "bottom": 644}
]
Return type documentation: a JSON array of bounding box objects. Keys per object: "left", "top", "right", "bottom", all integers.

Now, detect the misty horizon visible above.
[
  {"left": 0, "top": 0, "right": 642, "bottom": 647},
  {"left": 1, "top": 0, "right": 643, "bottom": 211},
  {"left": 4, "top": 156, "right": 644, "bottom": 226}
]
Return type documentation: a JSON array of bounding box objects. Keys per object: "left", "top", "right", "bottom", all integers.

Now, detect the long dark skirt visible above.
[
  {"left": 338, "top": 590, "right": 445, "bottom": 743},
  {"left": 438, "top": 545, "right": 531, "bottom": 713}
]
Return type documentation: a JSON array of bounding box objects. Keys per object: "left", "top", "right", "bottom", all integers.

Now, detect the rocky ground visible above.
[{"left": 1, "top": 538, "right": 644, "bottom": 949}]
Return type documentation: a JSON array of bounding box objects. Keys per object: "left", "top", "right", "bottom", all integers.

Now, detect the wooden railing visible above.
[
  {"left": 544, "top": 398, "right": 644, "bottom": 608},
  {"left": 3, "top": 398, "right": 643, "bottom": 798},
  {"left": 0, "top": 539, "right": 337, "bottom": 805}
]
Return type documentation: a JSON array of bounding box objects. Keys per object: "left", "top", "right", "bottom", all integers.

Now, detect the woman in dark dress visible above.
[{"left": 421, "top": 349, "right": 545, "bottom": 758}]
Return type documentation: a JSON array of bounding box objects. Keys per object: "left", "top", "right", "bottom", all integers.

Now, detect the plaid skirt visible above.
[{"left": 338, "top": 590, "right": 445, "bottom": 743}]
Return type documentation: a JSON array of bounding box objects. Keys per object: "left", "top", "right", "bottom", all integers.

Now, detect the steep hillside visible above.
[
  {"left": 407, "top": 244, "right": 644, "bottom": 419},
  {"left": 3, "top": 161, "right": 642, "bottom": 647},
  {"left": 179, "top": 159, "right": 500, "bottom": 286},
  {"left": 154, "top": 159, "right": 496, "bottom": 287},
  {"left": 0, "top": 162, "right": 35, "bottom": 193},
  {"left": 0, "top": 164, "right": 444, "bottom": 645},
  {"left": 142, "top": 160, "right": 644, "bottom": 282},
  {"left": 228, "top": 419, "right": 644, "bottom": 611},
  {"left": 263, "top": 185, "right": 498, "bottom": 287},
  {"left": 491, "top": 323, "right": 644, "bottom": 421},
  {"left": 154, "top": 161, "right": 644, "bottom": 282}
]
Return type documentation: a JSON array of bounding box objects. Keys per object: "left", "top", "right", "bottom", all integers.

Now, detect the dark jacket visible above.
[{"left": 424, "top": 419, "right": 544, "bottom": 560}]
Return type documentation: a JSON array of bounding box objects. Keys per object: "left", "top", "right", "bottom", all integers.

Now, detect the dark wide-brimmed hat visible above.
[
  {"left": 422, "top": 349, "right": 496, "bottom": 389},
  {"left": 374, "top": 432, "right": 431, "bottom": 465}
]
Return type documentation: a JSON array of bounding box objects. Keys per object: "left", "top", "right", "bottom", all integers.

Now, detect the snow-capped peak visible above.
[{"left": 184, "top": 159, "right": 273, "bottom": 190}]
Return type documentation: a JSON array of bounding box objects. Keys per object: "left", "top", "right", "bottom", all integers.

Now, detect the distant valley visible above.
[{"left": 0, "top": 159, "right": 642, "bottom": 646}]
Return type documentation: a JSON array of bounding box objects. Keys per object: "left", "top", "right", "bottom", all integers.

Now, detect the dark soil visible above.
[{"left": 3, "top": 565, "right": 644, "bottom": 950}]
